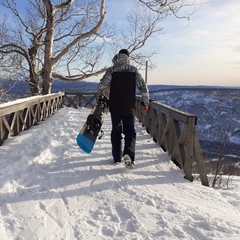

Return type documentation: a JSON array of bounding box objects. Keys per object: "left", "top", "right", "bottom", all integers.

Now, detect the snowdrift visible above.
[{"left": 0, "top": 107, "right": 240, "bottom": 240}]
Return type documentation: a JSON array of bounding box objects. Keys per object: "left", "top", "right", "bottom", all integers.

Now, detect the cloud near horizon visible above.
[{"left": 149, "top": 0, "right": 240, "bottom": 86}]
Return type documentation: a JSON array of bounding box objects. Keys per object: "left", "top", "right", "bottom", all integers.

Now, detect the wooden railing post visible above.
[
  {"left": 184, "top": 116, "right": 195, "bottom": 182},
  {"left": 194, "top": 131, "right": 209, "bottom": 186}
]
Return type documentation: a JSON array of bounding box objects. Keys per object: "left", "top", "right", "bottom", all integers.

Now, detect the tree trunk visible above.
[
  {"left": 42, "top": 0, "right": 54, "bottom": 95},
  {"left": 42, "top": 68, "right": 53, "bottom": 95},
  {"left": 28, "top": 45, "right": 41, "bottom": 95},
  {"left": 29, "top": 76, "right": 41, "bottom": 95}
]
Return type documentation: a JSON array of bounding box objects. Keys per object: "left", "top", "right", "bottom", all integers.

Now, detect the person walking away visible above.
[{"left": 97, "top": 49, "right": 149, "bottom": 168}]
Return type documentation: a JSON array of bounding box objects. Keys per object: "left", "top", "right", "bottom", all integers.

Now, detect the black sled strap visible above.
[
  {"left": 87, "top": 114, "right": 104, "bottom": 138},
  {"left": 98, "top": 130, "right": 104, "bottom": 140}
]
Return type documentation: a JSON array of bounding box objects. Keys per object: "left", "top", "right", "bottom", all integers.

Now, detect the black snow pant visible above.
[{"left": 110, "top": 113, "right": 136, "bottom": 162}]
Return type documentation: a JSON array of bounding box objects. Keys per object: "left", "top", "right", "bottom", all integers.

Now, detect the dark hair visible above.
[{"left": 119, "top": 49, "right": 129, "bottom": 57}]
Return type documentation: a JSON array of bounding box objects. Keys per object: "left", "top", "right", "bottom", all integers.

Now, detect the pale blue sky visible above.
[
  {"left": 106, "top": 0, "right": 240, "bottom": 86},
  {"left": 158, "top": 0, "right": 240, "bottom": 86},
  {"left": 1, "top": 0, "right": 239, "bottom": 86}
]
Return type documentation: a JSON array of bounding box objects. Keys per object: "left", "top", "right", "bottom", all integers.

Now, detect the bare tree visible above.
[
  {"left": 0, "top": 0, "right": 107, "bottom": 95},
  {"left": 0, "top": 15, "right": 21, "bottom": 100},
  {"left": 118, "top": 4, "right": 162, "bottom": 70},
  {"left": 0, "top": 0, "right": 201, "bottom": 96},
  {"left": 138, "top": 0, "right": 201, "bottom": 18},
  {"left": 210, "top": 107, "right": 239, "bottom": 188}
]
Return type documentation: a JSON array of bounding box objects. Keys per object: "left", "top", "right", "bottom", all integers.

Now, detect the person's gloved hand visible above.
[
  {"left": 141, "top": 101, "right": 149, "bottom": 112},
  {"left": 141, "top": 105, "right": 148, "bottom": 112}
]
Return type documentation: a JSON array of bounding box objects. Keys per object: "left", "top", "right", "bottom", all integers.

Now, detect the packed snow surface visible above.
[{"left": 0, "top": 107, "right": 240, "bottom": 240}]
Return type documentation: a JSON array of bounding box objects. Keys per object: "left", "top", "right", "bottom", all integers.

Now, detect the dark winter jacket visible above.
[{"left": 97, "top": 53, "right": 149, "bottom": 114}]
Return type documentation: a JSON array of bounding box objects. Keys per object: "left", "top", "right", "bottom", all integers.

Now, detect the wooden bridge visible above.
[{"left": 0, "top": 92, "right": 209, "bottom": 186}]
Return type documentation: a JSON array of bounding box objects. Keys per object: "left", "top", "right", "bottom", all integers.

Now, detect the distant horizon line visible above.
[{"left": 147, "top": 84, "right": 240, "bottom": 88}]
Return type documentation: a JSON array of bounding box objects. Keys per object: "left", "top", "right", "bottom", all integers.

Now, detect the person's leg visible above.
[
  {"left": 122, "top": 113, "right": 136, "bottom": 162},
  {"left": 110, "top": 114, "right": 123, "bottom": 163}
]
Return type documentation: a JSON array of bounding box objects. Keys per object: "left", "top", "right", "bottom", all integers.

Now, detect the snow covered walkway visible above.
[{"left": 0, "top": 107, "right": 240, "bottom": 240}]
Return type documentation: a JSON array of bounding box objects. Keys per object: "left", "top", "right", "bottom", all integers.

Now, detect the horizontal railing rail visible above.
[{"left": 64, "top": 92, "right": 97, "bottom": 108}]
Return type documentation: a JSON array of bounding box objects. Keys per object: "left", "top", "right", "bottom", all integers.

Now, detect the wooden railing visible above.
[
  {"left": 0, "top": 91, "right": 209, "bottom": 186},
  {"left": 63, "top": 92, "right": 209, "bottom": 186},
  {"left": 136, "top": 96, "right": 209, "bottom": 186},
  {"left": 0, "top": 92, "right": 64, "bottom": 146},
  {"left": 64, "top": 92, "right": 97, "bottom": 108}
]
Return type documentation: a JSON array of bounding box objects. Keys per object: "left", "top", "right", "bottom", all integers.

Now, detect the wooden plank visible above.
[
  {"left": 40, "top": 101, "right": 46, "bottom": 120},
  {"left": 64, "top": 92, "right": 97, "bottom": 108},
  {"left": 159, "top": 113, "right": 168, "bottom": 151},
  {"left": 82, "top": 94, "right": 97, "bottom": 108},
  {"left": 144, "top": 107, "right": 151, "bottom": 133},
  {"left": 160, "top": 113, "right": 170, "bottom": 152},
  {"left": 183, "top": 117, "right": 195, "bottom": 182},
  {"left": 9, "top": 112, "right": 17, "bottom": 136},
  {"left": 152, "top": 111, "right": 159, "bottom": 143},
  {"left": 0, "top": 116, "right": 9, "bottom": 145},
  {"left": 0, "top": 116, "right": 4, "bottom": 145},
  {"left": 170, "top": 119, "right": 185, "bottom": 168},
  {"left": 31, "top": 105, "right": 37, "bottom": 125},
  {"left": 178, "top": 125, "right": 188, "bottom": 145},
  {"left": 150, "top": 108, "right": 157, "bottom": 139},
  {"left": 2, "top": 116, "right": 13, "bottom": 137},
  {"left": 69, "top": 95, "right": 79, "bottom": 108},
  {"left": 167, "top": 119, "right": 175, "bottom": 155},
  {"left": 194, "top": 131, "right": 209, "bottom": 186},
  {"left": 64, "top": 95, "right": 76, "bottom": 107},
  {"left": 20, "top": 108, "right": 28, "bottom": 131}
]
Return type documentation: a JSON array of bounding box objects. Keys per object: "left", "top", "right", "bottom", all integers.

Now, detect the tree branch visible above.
[
  {"left": 52, "top": 0, "right": 106, "bottom": 65},
  {"left": 52, "top": 67, "right": 108, "bottom": 82}
]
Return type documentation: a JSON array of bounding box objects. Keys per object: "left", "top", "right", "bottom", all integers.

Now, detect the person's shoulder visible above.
[
  {"left": 128, "top": 63, "right": 136, "bottom": 68},
  {"left": 127, "top": 64, "right": 138, "bottom": 72},
  {"left": 106, "top": 66, "right": 114, "bottom": 73}
]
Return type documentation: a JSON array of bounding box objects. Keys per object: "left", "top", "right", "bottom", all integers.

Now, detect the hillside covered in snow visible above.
[
  {"left": 150, "top": 87, "right": 240, "bottom": 161},
  {"left": 0, "top": 106, "right": 240, "bottom": 240}
]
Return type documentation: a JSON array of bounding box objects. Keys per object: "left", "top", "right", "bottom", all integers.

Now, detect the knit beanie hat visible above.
[{"left": 119, "top": 49, "right": 129, "bottom": 57}]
